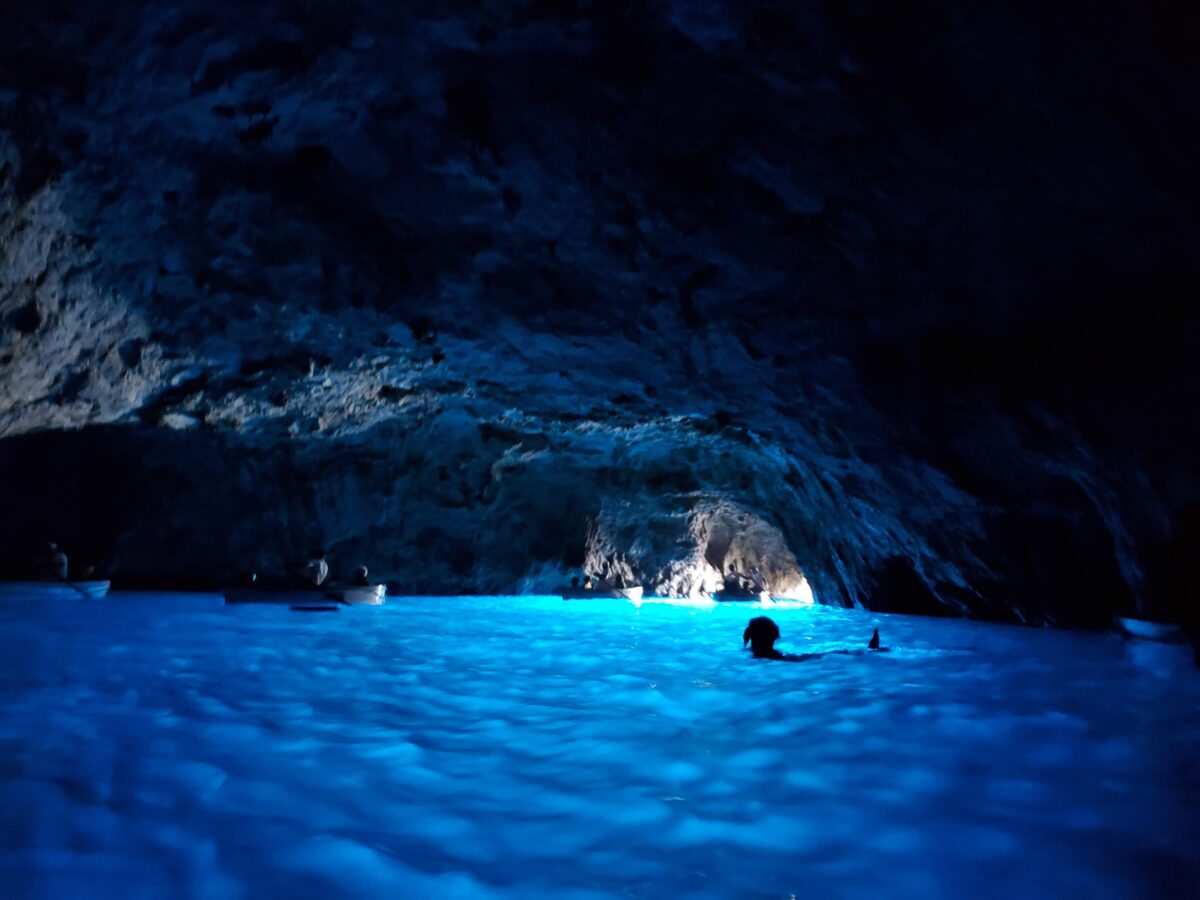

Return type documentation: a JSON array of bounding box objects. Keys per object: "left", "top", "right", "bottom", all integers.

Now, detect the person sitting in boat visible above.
[
  {"left": 726, "top": 567, "right": 753, "bottom": 592},
  {"left": 351, "top": 565, "right": 370, "bottom": 587},
  {"left": 583, "top": 575, "right": 594, "bottom": 590},
  {"left": 36, "top": 542, "right": 69, "bottom": 580},
  {"left": 749, "top": 566, "right": 769, "bottom": 593},
  {"left": 743, "top": 616, "right": 885, "bottom": 661},
  {"left": 300, "top": 550, "right": 329, "bottom": 587}
]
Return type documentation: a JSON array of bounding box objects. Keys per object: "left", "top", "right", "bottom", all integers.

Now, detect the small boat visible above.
[
  {"left": 291, "top": 604, "right": 341, "bottom": 613},
  {"left": 225, "top": 581, "right": 386, "bottom": 607},
  {"left": 327, "top": 584, "right": 387, "bottom": 606},
  {"left": 1115, "top": 616, "right": 1185, "bottom": 643},
  {"left": 0, "top": 580, "right": 111, "bottom": 599},
  {"left": 561, "top": 585, "right": 644, "bottom": 602},
  {"left": 713, "top": 587, "right": 771, "bottom": 603}
]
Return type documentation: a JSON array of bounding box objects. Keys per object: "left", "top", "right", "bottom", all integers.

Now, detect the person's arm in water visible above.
[
  {"left": 743, "top": 616, "right": 888, "bottom": 661},
  {"left": 758, "top": 646, "right": 883, "bottom": 663},
  {"left": 755, "top": 646, "right": 825, "bottom": 662}
]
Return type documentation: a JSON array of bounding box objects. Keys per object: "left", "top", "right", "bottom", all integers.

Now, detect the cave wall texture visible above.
[{"left": 1, "top": 0, "right": 1198, "bottom": 625}]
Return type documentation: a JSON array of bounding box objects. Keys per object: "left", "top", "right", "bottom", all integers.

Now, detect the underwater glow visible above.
[{"left": 0, "top": 593, "right": 1197, "bottom": 897}]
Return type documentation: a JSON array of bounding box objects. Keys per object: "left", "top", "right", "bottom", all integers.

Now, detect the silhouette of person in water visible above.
[
  {"left": 743, "top": 616, "right": 886, "bottom": 661},
  {"left": 744, "top": 616, "right": 785, "bottom": 658}
]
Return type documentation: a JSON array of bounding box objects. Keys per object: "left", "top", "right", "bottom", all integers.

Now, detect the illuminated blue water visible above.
[{"left": 0, "top": 593, "right": 1197, "bottom": 898}]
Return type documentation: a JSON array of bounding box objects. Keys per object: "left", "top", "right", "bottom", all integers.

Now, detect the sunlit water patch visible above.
[{"left": 0, "top": 594, "right": 1197, "bottom": 898}]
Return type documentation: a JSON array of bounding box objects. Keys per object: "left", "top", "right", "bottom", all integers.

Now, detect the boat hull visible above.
[
  {"left": 224, "top": 583, "right": 386, "bottom": 606},
  {"left": 329, "top": 584, "right": 387, "bottom": 606},
  {"left": 0, "top": 580, "right": 110, "bottom": 599},
  {"left": 1116, "top": 616, "right": 1185, "bottom": 643},
  {"left": 713, "top": 590, "right": 771, "bottom": 603},
  {"left": 561, "top": 586, "right": 644, "bottom": 601}
]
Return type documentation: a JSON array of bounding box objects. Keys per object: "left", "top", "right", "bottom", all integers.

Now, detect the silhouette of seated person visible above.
[
  {"left": 299, "top": 550, "right": 329, "bottom": 588},
  {"left": 743, "top": 616, "right": 887, "bottom": 661},
  {"left": 75, "top": 564, "right": 106, "bottom": 585},
  {"left": 591, "top": 570, "right": 625, "bottom": 592},
  {"left": 749, "top": 566, "right": 769, "bottom": 593},
  {"left": 35, "top": 542, "right": 69, "bottom": 581},
  {"left": 725, "top": 567, "right": 761, "bottom": 596},
  {"left": 350, "top": 565, "right": 371, "bottom": 587}
]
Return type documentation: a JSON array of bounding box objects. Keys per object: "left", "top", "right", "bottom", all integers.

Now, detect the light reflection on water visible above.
[{"left": 0, "top": 593, "right": 1198, "bottom": 898}]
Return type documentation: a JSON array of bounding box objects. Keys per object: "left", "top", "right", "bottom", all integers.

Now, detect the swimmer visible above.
[
  {"left": 743, "top": 616, "right": 787, "bottom": 659},
  {"left": 743, "top": 616, "right": 887, "bottom": 661}
]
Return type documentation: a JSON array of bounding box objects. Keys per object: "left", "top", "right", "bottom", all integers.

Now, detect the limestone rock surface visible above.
[{"left": 1, "top": 1, "right": 1198, "bottom": 624}]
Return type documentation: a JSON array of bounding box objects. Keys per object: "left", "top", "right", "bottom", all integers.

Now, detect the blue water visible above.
[{"left": 0, "top": 593, "right": 1197, "bottom": 899}]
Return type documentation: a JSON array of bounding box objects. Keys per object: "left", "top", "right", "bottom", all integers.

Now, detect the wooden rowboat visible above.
[
  {"left": 0, "top": 580, "right": 111, "bottom": 599},
  {"left": 224, "top": 583, "right": 387, "bottom": 607},
  {"left": 713, "top": 588, "right": 771, "bottom": 603}
]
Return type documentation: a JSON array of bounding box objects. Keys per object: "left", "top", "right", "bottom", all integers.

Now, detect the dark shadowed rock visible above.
[{"left": 0, "top": 1, "right": 1197, "bottom": 623}]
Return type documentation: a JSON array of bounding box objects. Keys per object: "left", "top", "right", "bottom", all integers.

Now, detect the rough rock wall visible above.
[{"left": 1, "top": 1, "right": 1198, "bottom": 624}]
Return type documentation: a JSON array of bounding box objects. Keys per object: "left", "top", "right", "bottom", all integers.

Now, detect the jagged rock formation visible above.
[{"left": 1, "top": 1, "right": 1198, "bottom": 625}]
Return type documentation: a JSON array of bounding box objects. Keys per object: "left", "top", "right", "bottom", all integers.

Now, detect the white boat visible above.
[
  {"left": 1115, "top": 616, "right": 1185, "bottom": 643},
  {"left": 0, "top": 580, "right": 110, "bottom": 599},
  {"left": 224, "top": 583, "right": 386, "bottom": 607},
  {"left": 561, "top": 585, "right": 644, "bottom": 601},
  {"left": 328, "top": 584, "right": 387, "bottom": 606}
]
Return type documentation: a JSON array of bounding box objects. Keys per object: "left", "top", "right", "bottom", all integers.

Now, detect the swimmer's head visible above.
[{"left": 743, "top": 616, "right": 781, "bottom": 657}]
